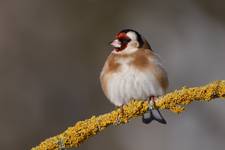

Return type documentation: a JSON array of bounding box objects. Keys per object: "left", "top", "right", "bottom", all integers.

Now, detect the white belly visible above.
[{"left": 107, "top": 65, "right": 164, "bottom": 106}]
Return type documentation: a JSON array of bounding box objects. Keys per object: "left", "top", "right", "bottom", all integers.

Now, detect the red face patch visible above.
[{"left": 116, "top": 32, "right": 128, "bottom": 39}]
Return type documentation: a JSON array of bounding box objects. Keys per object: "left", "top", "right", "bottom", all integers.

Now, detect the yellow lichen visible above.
[{"left": 32, "top": 80, "right": 225, "bottom": 150}]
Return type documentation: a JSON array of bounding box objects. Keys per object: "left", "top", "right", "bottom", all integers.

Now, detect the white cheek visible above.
[
  {"left": 123, "top": 41, "right": 139, "bottom": 53},
  {"left": 127, "top": 40, "right": 139, "bottom": 48}
]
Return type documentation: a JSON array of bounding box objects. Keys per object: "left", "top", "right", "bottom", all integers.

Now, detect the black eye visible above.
[{"left": 119, "top": 38, "right": 131, "bottom": 44}]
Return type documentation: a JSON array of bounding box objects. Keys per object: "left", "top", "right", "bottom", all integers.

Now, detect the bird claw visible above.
[
  {"left": 114, "top": 105, "right": 124, "bottom": 125},
  {"left": 149, "top": 100, "right": 155, "bottom": 109},
  {"left": 148, "top": 96, "right": 156, "bottom": 110},
  {"left": 114, "top": 116, "right": 121, "bottom": 125}
]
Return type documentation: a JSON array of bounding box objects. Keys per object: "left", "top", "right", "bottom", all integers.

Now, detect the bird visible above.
[{"left": 100, "top": 29, "right": 168, "bottom": 124}]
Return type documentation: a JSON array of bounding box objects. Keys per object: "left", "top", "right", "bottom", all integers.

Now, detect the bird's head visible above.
[{"left": 110, "top": 29, "right": 145, "bottom": 54}]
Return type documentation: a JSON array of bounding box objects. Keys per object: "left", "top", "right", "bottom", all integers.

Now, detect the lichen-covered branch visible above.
[{"left": 32, "top": 80, "right": 225, "bottom": 150}]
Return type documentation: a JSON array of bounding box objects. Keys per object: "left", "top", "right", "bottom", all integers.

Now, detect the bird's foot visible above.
[
  {"left": 114, "top": 104, "right": 124, "bottom": 125},
  {"left": 148, "top": 96, "right": 157, "bottom": 109}
]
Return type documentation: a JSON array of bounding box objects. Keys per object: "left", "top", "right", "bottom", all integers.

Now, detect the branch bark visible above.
[{"left": 32, "top": 80, "right": 225, "bottom": 150}]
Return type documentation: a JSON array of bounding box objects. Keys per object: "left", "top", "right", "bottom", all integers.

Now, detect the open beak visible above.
[{"left": 110, "top": 39, "right": 121, "bottom": 48}]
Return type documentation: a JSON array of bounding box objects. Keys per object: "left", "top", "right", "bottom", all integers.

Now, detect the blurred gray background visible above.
[{"left": 0, "top": 0, "right": 225, "bottom": 149}]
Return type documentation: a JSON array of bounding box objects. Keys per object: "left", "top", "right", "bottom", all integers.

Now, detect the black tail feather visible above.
[{"left": 142, "top": 109, "right": 167, "bottom": 124}]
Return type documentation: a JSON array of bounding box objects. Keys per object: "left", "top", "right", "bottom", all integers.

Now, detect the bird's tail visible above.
[{"left": 142, "top": 109, "right": 167, "bottom": 124}]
